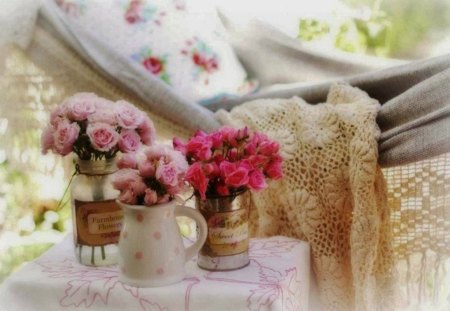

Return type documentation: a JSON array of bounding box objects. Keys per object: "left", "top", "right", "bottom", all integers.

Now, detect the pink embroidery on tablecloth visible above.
[
  {"left": 36, "top": 259, "right": 168, "bottom": 310},
  {"left": 249, "top": 239, "right": 300, "bottom": 259}
]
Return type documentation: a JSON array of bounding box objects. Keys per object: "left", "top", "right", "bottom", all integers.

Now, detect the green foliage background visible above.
[{"left": 299, "top": 0, "right": 450, "bottom": 58}]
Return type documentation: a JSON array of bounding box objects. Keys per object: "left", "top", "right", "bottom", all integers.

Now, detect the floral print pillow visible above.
[{"left": 53, "top": 0, "right": 258, "bottom": 104}]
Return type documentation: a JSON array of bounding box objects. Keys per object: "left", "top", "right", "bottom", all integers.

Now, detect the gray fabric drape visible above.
[{"left": 210, "top": 20, "right": 450, "bottom": 167}]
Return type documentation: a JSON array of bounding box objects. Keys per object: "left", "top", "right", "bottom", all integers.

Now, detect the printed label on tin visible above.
[
  {"left": 201, "top": 208, "right": 249, "bottom": 257},
  {"left": 75, "top": 199, "right": 123, "bottom": 246}
]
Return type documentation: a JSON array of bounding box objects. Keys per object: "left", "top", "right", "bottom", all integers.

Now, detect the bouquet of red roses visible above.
[{"left": 173, "top": 127, "right": 283, "bottom": 200}]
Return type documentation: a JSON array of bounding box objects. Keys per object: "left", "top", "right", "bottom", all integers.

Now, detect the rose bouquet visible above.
[
  {"left": 173, "top": 127, "right": 283, "bottom": 200},
  {"left": 41, "top": 92, "right": 155, "bottom": 160},
  {"left": 113, "top": 145, "right": 188, "bottom": 206}
]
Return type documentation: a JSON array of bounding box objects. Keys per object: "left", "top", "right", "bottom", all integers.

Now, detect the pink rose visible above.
[
  {"left": 87, "top": 123, "right": 119, "bottom": 152},
  {"left": 219, "top": 161, "right": 237, "bottom": 177},
  {"left": 220, "top": 127, "right": 239, "bottom": 147},
  {"left": 112, "top": 169, "right": 141, "bottom": 191},
  {"left": 88, "top": 100, "right": 117, "bottom": 125},
  {"left": 53, "top": 120, "right": 80, "bottom": 156},
  {"left": 65, "top": 93, "right": 97, "bottom": 121},
  {"left": 144, "top": 189, "right": 158, "bottom": 206},
  {"left": 143, "top": 57, "right": 163, "bottom": 75},
  {"left": 204, "top": 162, "right": 219, "bottom": 177},
  {"left": 118, "top": 130, "right": 141, "bottom": 153},
  {"left": 117, "top": 153, "right": 138, "bottom": 169},
  {"left": 259, "top": 141, "right": 280, "bottom": 156},
  {"left": 136, "top": 117, "right": 156, "bottom": 145},
  {"left": 119, "top": 189, "right": 138, "bottom": 205},
  {"left": 113, "top": 169, "right": 146, "bottom": 204},
  {"left": 50, "top": 105, "right": 66, "bottom": 127},
  {"left": 173, "top": 137, "right": 186, "bottom": 155},
  {"left": 138, "top": 159, "right": 156, "bottom": 177},
  {"left": 186, "top": 133, "right": 212, "bottom": 161},
  {"left": 265, "top": 158, "right": 283, "bottom": 180},
  {"left": 185, "top": 163, "right": 208, "bottom": 200},
  {"left": 156, "top": 161, "right": 178, "bottom": 187},
  {"left": 41, "top": 125, "right": 54, "bottom": 155},
  {"left": 209, "top": 132, "right": 223, "bottom": 149},
  {"left": 115, "top": 100, "right": 143, "bottom": 129},
  {"left": 248, "top": 169, "right": 267, "bottom": 190},
  {"left": 225, "top": 166, "right": 249, "bottom": 188}
]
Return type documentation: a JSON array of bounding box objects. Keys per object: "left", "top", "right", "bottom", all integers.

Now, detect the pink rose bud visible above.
[
  {"left": 86, "top": 123, "right": 119, "bottom": 152},
  {"left": 138, "top": 160, "right": 156, "bottom": 178},
  {"left": 115, "top": 100, "right": 143, "bottom": 129},
  {"left": 50, "top": 105, "right": 66, "bottom": 127},
  {"left": 112, "top": 169, "right": 141, "bottom": 191},
  {"left": 65, "top": 93, "right": 97, "bottom": 121},
  {"left": 266, "top": 160, "right": 283, "bottom": 180},
  {"left": 144, "top": 189, "right": 158, "bottom": 206},
  {"left": 118, "top": 130, "right": 141, "bottom": 153},
  {"left": 137, "top": 117, "right": 156, "bottom": 146},
  {"left": 41, "top": 125, "right": 54, "bottom": 155},
  {"left": 53, "top": 120, "right": 80, "bottom": 156},
  {"left": 248, "top": 169, "right": 267, "bottom": 190},
  {"left": 259, "top": 141, "right": 280, "bottom": 155},
  {"left": 172, "top": 137, "right": 187, "bottom": 155},
  {"left": 185, "top": 162, "right": 208, "bottom": 200},
  {"left": 119, "top": 188, "right": 138, "bottom": 205}
]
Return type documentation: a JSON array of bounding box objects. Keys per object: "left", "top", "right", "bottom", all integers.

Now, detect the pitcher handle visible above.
[{"left": 174, "top": 205, "right": 208, "bottom": 262}]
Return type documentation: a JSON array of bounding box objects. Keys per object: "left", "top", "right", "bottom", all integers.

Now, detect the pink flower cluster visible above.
[
  {"left": 173, "top": 127, "right": 283, "bottom": 200},
  {"left": 113, "top": 145, "right": 188, "bottom": 206},
  {"left": 41, "top": 93, "right": 155, "bottom": 159}
]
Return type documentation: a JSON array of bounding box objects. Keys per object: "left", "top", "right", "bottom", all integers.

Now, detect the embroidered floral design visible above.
[
  {"left": 132, "top": 48, "right": 171, "bottom": 84},
  {"left": 181, "top": 37, "right": 219, "bottom": 84},
  {"left": 55, "top": 0, "right": 86, "bottom": 17},
  {"left": 122, "top": 0, "right": 166, "bottom": 25}
]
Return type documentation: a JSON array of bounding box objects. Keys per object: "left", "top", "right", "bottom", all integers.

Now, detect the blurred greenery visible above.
[
  {"left": 0, "top": 160, "right": 70, "bottom": 284},
  {"left": 299, "top": 0, "right": 450, "bottom": 58}
]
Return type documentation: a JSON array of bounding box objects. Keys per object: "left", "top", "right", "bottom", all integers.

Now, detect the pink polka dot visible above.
[
  {"left": 153, "top": 232, "right": 161, "bottom": 240},
  {"left": 174, "top": 247, "right": 180, "bottom": 255},
  {"left": 135, "top": 251, "right": 143, "bottom": 260},
  {"left": 123, "top": 231, "right": 128, "bottom": 239},
  {"left": 157, "top": 268, "right": 164, "bottom": 275},
  {"left": 136, "top": 213, "right": 144, "bottom": 222}
]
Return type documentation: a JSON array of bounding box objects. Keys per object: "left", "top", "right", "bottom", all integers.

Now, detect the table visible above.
[{"left": 0, "top": 235, "right": 310, "bottom": 311}]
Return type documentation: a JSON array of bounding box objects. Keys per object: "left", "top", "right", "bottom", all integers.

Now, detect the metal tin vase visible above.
[{"left": 195, "top": 191, "right": 250, "bottom": 271}]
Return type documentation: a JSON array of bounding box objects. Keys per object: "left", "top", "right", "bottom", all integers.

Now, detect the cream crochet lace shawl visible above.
[{"left": 216, "top": 84, "right": 394, "bottom": 311}]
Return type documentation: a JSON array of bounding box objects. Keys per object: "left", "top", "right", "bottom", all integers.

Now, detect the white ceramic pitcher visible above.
[{"left": 117, "top": 200, "right": 207, "bottom": 287}]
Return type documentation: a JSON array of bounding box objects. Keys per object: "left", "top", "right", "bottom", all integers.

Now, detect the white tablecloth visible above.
[{"left": 0, "top": 235, "right": 310, "bottom": 311}]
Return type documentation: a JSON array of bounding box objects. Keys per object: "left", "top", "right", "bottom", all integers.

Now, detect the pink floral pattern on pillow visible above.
[
  {"left": 181, "top": 37, "right": 219, "bottom": 85},
  {"left": 122, "top": 0, "right": 166, "bottom": 25},
  {"left": 55, "top": 0, "right": 86, "bottom": 17},
  {"left": 53, "top": 0, "right": 258, "bottom": 103},
  {"left": 132, "top": 48, "right": 171, "bottom": 84}
]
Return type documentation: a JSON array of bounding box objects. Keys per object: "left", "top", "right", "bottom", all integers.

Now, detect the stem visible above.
[
  {"left": 101, "top": 245, "right": 106, "bottom": 260},
  {"left": 91, "top": 246, "right": 95, "bottom": 265},
  {"left": 79, "top": 245, "right": 82, "bottom": 262}
]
